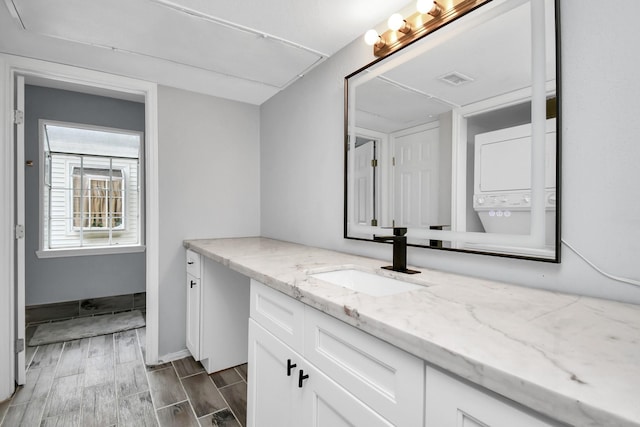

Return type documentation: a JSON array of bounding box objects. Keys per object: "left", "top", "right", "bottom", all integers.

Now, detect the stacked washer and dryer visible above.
[{"left": 472, "top": 118, "right": 556, "bottom": 254}]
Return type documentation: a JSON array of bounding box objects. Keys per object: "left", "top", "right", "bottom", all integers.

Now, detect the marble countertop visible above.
[{"left": 184, "top": 237, "right": 640, "bottom": 427}]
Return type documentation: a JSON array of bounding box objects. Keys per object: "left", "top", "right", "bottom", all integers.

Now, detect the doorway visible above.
[{"left": 1, "top": 55, "right": 160, "bottom": 398}]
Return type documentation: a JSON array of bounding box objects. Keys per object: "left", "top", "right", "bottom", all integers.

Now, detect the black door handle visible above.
[
  {"left": 298, "top": 370, "right": 309, "bottom": 388},
  {"left": 287, "top": 359, "right": 297, "bottom": 376},
  {"left": 190, "top": 280, "right": 196, "bottom": 288}
]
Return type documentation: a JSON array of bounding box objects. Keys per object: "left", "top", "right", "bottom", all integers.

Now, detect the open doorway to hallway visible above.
[{"left": 1, "top": 56, "right": 160, "bottom": 400}]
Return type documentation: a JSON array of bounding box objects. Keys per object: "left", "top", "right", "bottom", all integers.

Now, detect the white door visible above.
[
  {"left": 248, "top": 320, "right": 302, "bottom": 427},
  {"left": 393, "top": 127, "right": 440, "bottom": 228},
  {"left": 354, "top": 140, "right": 376, "bottom": 226},
  {"left": 15, "top": 75, "right": 26, "bottom": 385}
]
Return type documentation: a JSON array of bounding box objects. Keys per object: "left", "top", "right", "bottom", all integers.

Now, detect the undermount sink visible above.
[{"left": 309, "top": 268, "right": 423, "bottom": 297}]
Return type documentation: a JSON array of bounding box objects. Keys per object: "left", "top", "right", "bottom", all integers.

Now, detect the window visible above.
[
  {"left": 39, "top": 121, "right": 143, "bottom": 255},
  {"left": 72, "top": 167, "right": 124, "bottom": 230}
]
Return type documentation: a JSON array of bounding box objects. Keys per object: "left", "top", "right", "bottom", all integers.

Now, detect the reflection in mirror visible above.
[{"left": 345, "top": 0, "right": 559, "bottom": 261}]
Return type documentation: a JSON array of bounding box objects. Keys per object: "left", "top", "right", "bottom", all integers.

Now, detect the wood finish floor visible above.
[{"left": 0, "top": 327, "right": 247, "bottom": 427}]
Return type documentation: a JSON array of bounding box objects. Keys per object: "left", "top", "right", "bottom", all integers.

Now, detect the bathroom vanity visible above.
[
  {"left": 185, "top": 248, "right": 250, "bottom": 374},
  {"left": 184, "top": 237, "right": 640, "bottom": 427}
]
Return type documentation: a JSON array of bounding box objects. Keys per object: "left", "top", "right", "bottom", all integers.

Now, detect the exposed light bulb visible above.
[
  {"left": 364, "top": 29, "right": 381, "bottom": 46},
  {"left": 417, "top": 0, "right": 441, "bottom": 16},
  {"left": 416, "top": 0, "right": 434, "bottom": 13},
  {"left": 387, "top": 13, "right": 405, "bottom": 31}
]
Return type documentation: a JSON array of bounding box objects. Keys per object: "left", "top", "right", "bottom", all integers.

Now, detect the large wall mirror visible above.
[{"left": 345, "top": 0, "right": 560, "bottom": 262}]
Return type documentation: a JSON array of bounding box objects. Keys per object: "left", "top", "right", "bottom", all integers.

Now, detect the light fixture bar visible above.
[{"left": 372, "top": 0, "right": 491, "bottom": 58}]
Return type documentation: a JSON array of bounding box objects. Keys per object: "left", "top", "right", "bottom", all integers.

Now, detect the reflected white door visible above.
[
  {"left": 393, "top": 127, "right": 440, "bottom": 228},
  {"left": 354, "top": 140, "right": 375, "bottom": 226}
]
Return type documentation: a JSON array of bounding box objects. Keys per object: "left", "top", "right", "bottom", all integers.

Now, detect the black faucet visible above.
[{"left": 373, "top": 227, "right": 420, "bottom": 274}]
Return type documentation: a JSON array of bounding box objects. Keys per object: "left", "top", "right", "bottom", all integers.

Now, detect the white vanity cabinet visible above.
[
  {"left": 425, "top": 366, "right": 558, "bottom": 427},
  {"left": 247, "top": 279, "right": 561, "bottom": 427},
  {"left": 248, "top": 280, "right": 424, "bottom": 427},
  {"left": 184, "top": 249, "right": 250, "bottom": 373}
]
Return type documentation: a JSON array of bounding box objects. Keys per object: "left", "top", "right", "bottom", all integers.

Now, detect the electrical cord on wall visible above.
[{"left": 562, "top": 239, "right": 640, "bottom": 288}]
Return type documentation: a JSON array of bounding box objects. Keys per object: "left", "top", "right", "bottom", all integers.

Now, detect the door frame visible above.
[
  {"left": 0, "top": 54, "right": 160, "bottom": 400},
  {"left": 14, "top": 74, "right": 25, "bottom": 386}
]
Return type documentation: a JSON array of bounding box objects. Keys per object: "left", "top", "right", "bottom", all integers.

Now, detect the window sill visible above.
[{"left": 36, "top": 245, "right": 145, "bottom": 259}]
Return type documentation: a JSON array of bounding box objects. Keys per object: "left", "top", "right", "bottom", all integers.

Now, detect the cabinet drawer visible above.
[
  {"left": 425, "top": 366, "right": 558, "bottom": 427},
  {"left": 186, "top": 249, "right": 201, "bottom": 278},
  {"left": 304, "top": 307, "right": 424, "bottom": 427},
  {"left": 250, "top": 280, "right": 304, "bottom": 354}
]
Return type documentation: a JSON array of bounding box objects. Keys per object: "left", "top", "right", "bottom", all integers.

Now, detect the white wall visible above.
[
  {"left": 158, "top": 85, "right": 260, "bottom": 356},
  {"left": 260, "top": 0, "right": 640, "bottom": 304}
]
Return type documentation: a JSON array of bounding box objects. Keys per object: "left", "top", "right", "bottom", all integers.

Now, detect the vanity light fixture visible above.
[{"left": 364, "top": 0, "right": 490, "bottom": 57}]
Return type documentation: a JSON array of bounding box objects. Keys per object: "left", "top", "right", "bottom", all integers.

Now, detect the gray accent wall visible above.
[
  {"left": 24, "top": 85, "right": 146, "bottom": 306},
  {"left": 260, "top": 3, "right": 640, "bottom": 305}
]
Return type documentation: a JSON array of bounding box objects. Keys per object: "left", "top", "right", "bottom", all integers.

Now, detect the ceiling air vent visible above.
[{"left": 438, "top": 71, "right": 474, "bottom": 86}]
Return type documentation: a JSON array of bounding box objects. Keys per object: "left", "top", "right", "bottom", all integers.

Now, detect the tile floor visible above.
[{"left": 0, "top": 326, "right": 247, "bottom": 427}]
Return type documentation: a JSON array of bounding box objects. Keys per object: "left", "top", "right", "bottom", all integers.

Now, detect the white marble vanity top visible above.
[{"left": 184, "top": 237, "right": 640, "bottom": 427}]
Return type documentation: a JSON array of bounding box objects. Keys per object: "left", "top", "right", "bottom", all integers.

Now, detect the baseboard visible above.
[
  {"left": 26, "top": 292, "right": 146, "bottom": 324},
  {"left": 156, "top": 348, "right": 192, "bottom": 364}
]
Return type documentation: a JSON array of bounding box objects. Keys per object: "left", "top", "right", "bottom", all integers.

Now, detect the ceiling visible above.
[{"left": 0, "top": 0, "right": 410, "bottom": 105}]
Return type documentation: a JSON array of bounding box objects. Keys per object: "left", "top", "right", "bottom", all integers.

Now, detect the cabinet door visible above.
[
  {"left": 249, "top": 319, "right": 393, "bottom": 427},
  {"left": 248, "top": 320, "right": 303, "bottom": 427},
  {"left": 186, "top": 274, "right": 201, "bottom": 359},
  {"left": 301, "top": 362, "right": 394, "bottom": 427},
  {"left": 305, "top": 306, "right": 423, "bottom": 427},
  {"left": 425, "top": 366, "right": 556, "bottom": 427}
]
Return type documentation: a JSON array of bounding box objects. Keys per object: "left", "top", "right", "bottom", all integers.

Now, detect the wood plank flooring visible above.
[{"left": 0, "top": 327, "right": 247, "bottom": 427}]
